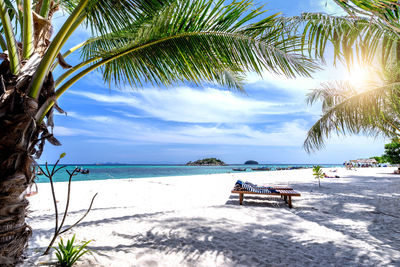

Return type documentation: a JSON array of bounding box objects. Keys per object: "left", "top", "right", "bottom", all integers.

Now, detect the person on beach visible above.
[{"left": 324, "top": 173, "right": 340, "bottom": 178}]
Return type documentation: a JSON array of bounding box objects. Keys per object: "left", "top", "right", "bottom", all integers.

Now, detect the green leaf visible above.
[
  {"left": 304, "top": 63, "right": 400, "bottom": 152},
  {"left": 53, "top": 235, "right": 91, "bottom": 267},
  {"left": 79, "top": 0, "right": 177, "bottom": 36},
  {"left": 73, "top": 0, "right": 317, "bottom": 90}
]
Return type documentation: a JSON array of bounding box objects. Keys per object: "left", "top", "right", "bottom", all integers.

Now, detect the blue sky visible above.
[{"left": 39, "top": 0, "right": 387, "bottom": 164}]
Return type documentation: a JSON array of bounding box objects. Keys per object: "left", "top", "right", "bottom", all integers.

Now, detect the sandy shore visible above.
[{"left": 21, "top": 167, "right": 400, "bottom": 266}]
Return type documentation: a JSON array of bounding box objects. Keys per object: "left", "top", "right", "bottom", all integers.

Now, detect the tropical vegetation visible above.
[
  {"left": 186, "top": 158, "right": 226, "bottom": 166},
  {"left": 370, "top": 156, "right": 388, "bottom": 164},
  {"left": 312, "top": 165, "right": 324, "bottom": 188},
  {"left": 377, "top": 139, "right": 400, "bottom": 164},
  {"left": 53, "top": 235, "right": 91, "bottom": 267},
  {"left": 383, "top": 140, "right": 400, "bottom": 164},
  {"left": 298, "top": 0, "right": 400, "bottom": 152},
  {"left": 0, "top": 0, "right": 320, "bottom": 263},
  {"left": 244, "top": 160, "right": 258, "bottom": 165},
  {"left": 37, "top": 153, "right": 97, "bottom": 255}
]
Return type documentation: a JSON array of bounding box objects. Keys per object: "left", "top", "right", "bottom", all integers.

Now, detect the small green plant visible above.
[
  {"left": 313, "top": 165, "right": 324, "bottom": 188},
  {"left": 40, "top": 153, "right": 97, "bottom": 255},
  {"left": 54, "top": 235, "right": 91, "bottom": 267}
]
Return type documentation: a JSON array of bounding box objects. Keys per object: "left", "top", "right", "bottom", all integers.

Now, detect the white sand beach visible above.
[{"left": 21, "top": 167, "right": 400, "bottom": 266}]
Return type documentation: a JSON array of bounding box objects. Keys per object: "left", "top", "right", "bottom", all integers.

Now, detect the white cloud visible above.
[
  {"left": 245, "top": 62, "right": 352, "bottom": 92},
  {"left": 54, "top": 111, "right": 79, "bottom": 118},
  {"left": 106, "top": 109, "right": 145, "bottom": 118},
  {"left": 246, "top": 71, "right": 320, "bottom": 91},
  {"left": 310, "top": 0, "right": 346, "bottom": 15},
  {"left": 57, "top": 112, "right": 308, "bottom": 146},
  {"left": 69, "top": 91, "right": 141, "bottom": 106},
  {"left": 57, "top": 113, "right": 386, "bottom": 150},
  {"left": 53, "top": 126, "right": 93, "bottom": 137},
  {"left": 69, "top": 87, "right": 309, "bottom": 123}
]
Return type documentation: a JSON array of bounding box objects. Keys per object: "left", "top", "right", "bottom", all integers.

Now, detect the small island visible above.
[
  {"left": 186, "top": 158, "right": 226, "bottom": 166},
  {"left": 245, "top": 160, "right": 258, "bottom": 165}
]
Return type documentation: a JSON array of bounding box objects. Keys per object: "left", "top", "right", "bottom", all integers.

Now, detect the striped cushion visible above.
[
  {"left": 242, "top": 181, "right": 272, "bottom": 194},
  {"left": 235, "top": 180, "right": 279, "bottom": 193}
]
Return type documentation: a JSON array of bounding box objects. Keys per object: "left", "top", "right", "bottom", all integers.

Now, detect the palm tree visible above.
[
  {"left": 294, "top": 0, "right": 400, "bottom": 152},
  {"left": 303, "top": 67, "right": 400, "bottom": 152},
  {"left": 0, "top": 0, "right": 318, "bottom": 263}
]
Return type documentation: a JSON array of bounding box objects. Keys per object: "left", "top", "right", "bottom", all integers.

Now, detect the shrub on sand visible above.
[
  {"left": 313, "top": 165, "right": 324, "bottom": 188},
  {"left": 53, "top": 235, "right": 91, "bottom": 267}
]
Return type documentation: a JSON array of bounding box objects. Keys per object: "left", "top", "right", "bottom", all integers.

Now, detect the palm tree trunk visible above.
[{"left": 0, "top": 59, "right": 42, "bottom": 265}]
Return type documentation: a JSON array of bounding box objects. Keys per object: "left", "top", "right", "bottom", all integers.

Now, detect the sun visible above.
[
  {"left": 348, "top": 64, "right": 371, "bottom": 89},
  {"left": 346, "top": 63, "right": 380, "bottom": 91}
]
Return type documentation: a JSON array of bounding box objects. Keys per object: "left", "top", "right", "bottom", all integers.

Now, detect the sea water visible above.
[{"left": 35, "top": 164, "right": 341, "bottom": 183}]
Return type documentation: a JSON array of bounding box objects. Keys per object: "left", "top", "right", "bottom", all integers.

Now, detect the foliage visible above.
[
  {"left": 313, "top": 165, "right": 324, "bottom": 188},
  {"left": 186, "top": 158, "right": 226, "bottom": 166},
  {"left": 54, "top": 234, "right": 91, "bottom": 267},
  {"left": 289, "top": 0, "right": 400, "bottom": 152},
  {"left": 0, "top": 0, "right": 326, "bottom": 263},
  {"left": 0, "top": 0, "right": 322, "bottom": 122},
  {"left": 383, "top": 139, "right": 400, "bottom": 164},
  {"left": 244, "top": 160, "right": 258, "bottom": 165},
  {"left": 46, "top": 0, "right": 321, "bottom": 120},
  {"left": 370, "top": 156, "right": 388, "bottom": 164},
  {"left": 303, "top": 60, "right": 400, "bottom": 152},
  {"left": 292, "top": 0, "right": 400, "bottom": 67},
  {"left": 38, "top": 154, "right": 97, "bottom": 255}
]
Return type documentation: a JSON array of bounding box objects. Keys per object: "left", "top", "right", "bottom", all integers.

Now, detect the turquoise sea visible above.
[{"left": 35, "top": 164, "right": 341, "bottom": 183}]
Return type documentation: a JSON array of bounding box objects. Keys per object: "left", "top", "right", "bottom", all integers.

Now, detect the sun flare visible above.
[{"left": 347, "top": 64, "right": 376, "bottom": 91}]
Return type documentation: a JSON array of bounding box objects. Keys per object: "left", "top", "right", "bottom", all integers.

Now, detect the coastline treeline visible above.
[{"left": 186, "top": 158, "right": 226, "bottom": 166}]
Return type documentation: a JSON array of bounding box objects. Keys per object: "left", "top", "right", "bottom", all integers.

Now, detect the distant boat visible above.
[
  {"left": 81, "top": 169, "right": 90, "bottom": 174},
  {"left": 251, "top": 167, "right": 270, "bottom": 171},
  {"left": 232, "top": 168, "right": 247, "bottom": 171},
  {"left": 75, "top": 166, "right": 82, "bottom": 173},
  {"left": 36, "top": 170, "right": 43, "bottom": 175}
]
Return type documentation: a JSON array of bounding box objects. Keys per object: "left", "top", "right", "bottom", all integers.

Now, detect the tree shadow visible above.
[
  {"left": 255, "top": 176, "right": 400, "bottom": 257},
  {"left": 23, "top": 173, "right": 400, "bottom": 266},
  {"left": 84, "top": 216, "right": 395, "bottom": 266},
  {"left": 225, "top": 194, "right": 288, "bottom": 208}
]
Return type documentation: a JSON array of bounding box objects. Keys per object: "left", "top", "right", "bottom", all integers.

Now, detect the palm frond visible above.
[
  {"left": 333, "top": 0, "right": 400, "bottom": 32},
  {"left": 80, "top": 0, "right": 266, "bottom": 60},
  {"left": 79, "top": 0, "right": 176, "bottom": 36},
  {"left": 290, "top": 12, "right": 400, "bottom": 66},
  {"left": 0, "top": 0, "right": 20, "bottom": 74},
  {"left": 304, "top": 80, "right": 400, "bottom": 152},
  {"left": 73, "top": 0, "right": 317, "bottom": 90},
  {"left": 29, "top": 0, "right": 90, "bottom": 98},
  {"left": 22, "top": 0, "right": 33, "bottom": 59}
]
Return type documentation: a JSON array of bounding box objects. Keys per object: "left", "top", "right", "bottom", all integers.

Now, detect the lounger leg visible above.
[
  {"left": 288, "top": 196, "right": 292, "bottom": 208},
  {"left": 239, "top": 193, "right": 243, "bottom": 205}
]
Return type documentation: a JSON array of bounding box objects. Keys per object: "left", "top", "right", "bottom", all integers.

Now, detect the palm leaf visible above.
[
  {"left": 65, "top": 0, "right": 177, "bottom": 36},
  {"left": 290, "top": 12, "right": 400, "bottom": 66},
  {"left": 72, "top": 0, "right": 317, "bottom": 90},
  {"left": 304, "top": 79, "right": 400, "bottom": 152},
  {"left": 333, "top": 0, "right": 400, "bottom": 32}
]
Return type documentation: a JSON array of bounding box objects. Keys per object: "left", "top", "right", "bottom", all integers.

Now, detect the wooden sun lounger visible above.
[{"left": 231, "top": 187, "right": 301, "bottom": 208}]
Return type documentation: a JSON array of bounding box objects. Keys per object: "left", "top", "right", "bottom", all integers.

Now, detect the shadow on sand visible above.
[{"left": 25, "top": 173, "right": 400, "bottom": 266}]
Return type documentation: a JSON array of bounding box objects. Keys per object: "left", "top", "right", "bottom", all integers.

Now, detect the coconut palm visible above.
[
  {"left": 303, "top": 67, "right": 400, "bottom": 152},
  {"left": 294, "top": 0, "right": 400, "bottom": 152},
  {"left": 0, "top": 0, "right": 318, "bottom": 263}
]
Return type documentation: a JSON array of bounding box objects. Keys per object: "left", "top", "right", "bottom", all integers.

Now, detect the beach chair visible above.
[{"left": 231, "top": 180, "right": 301, "bottom": 208}]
